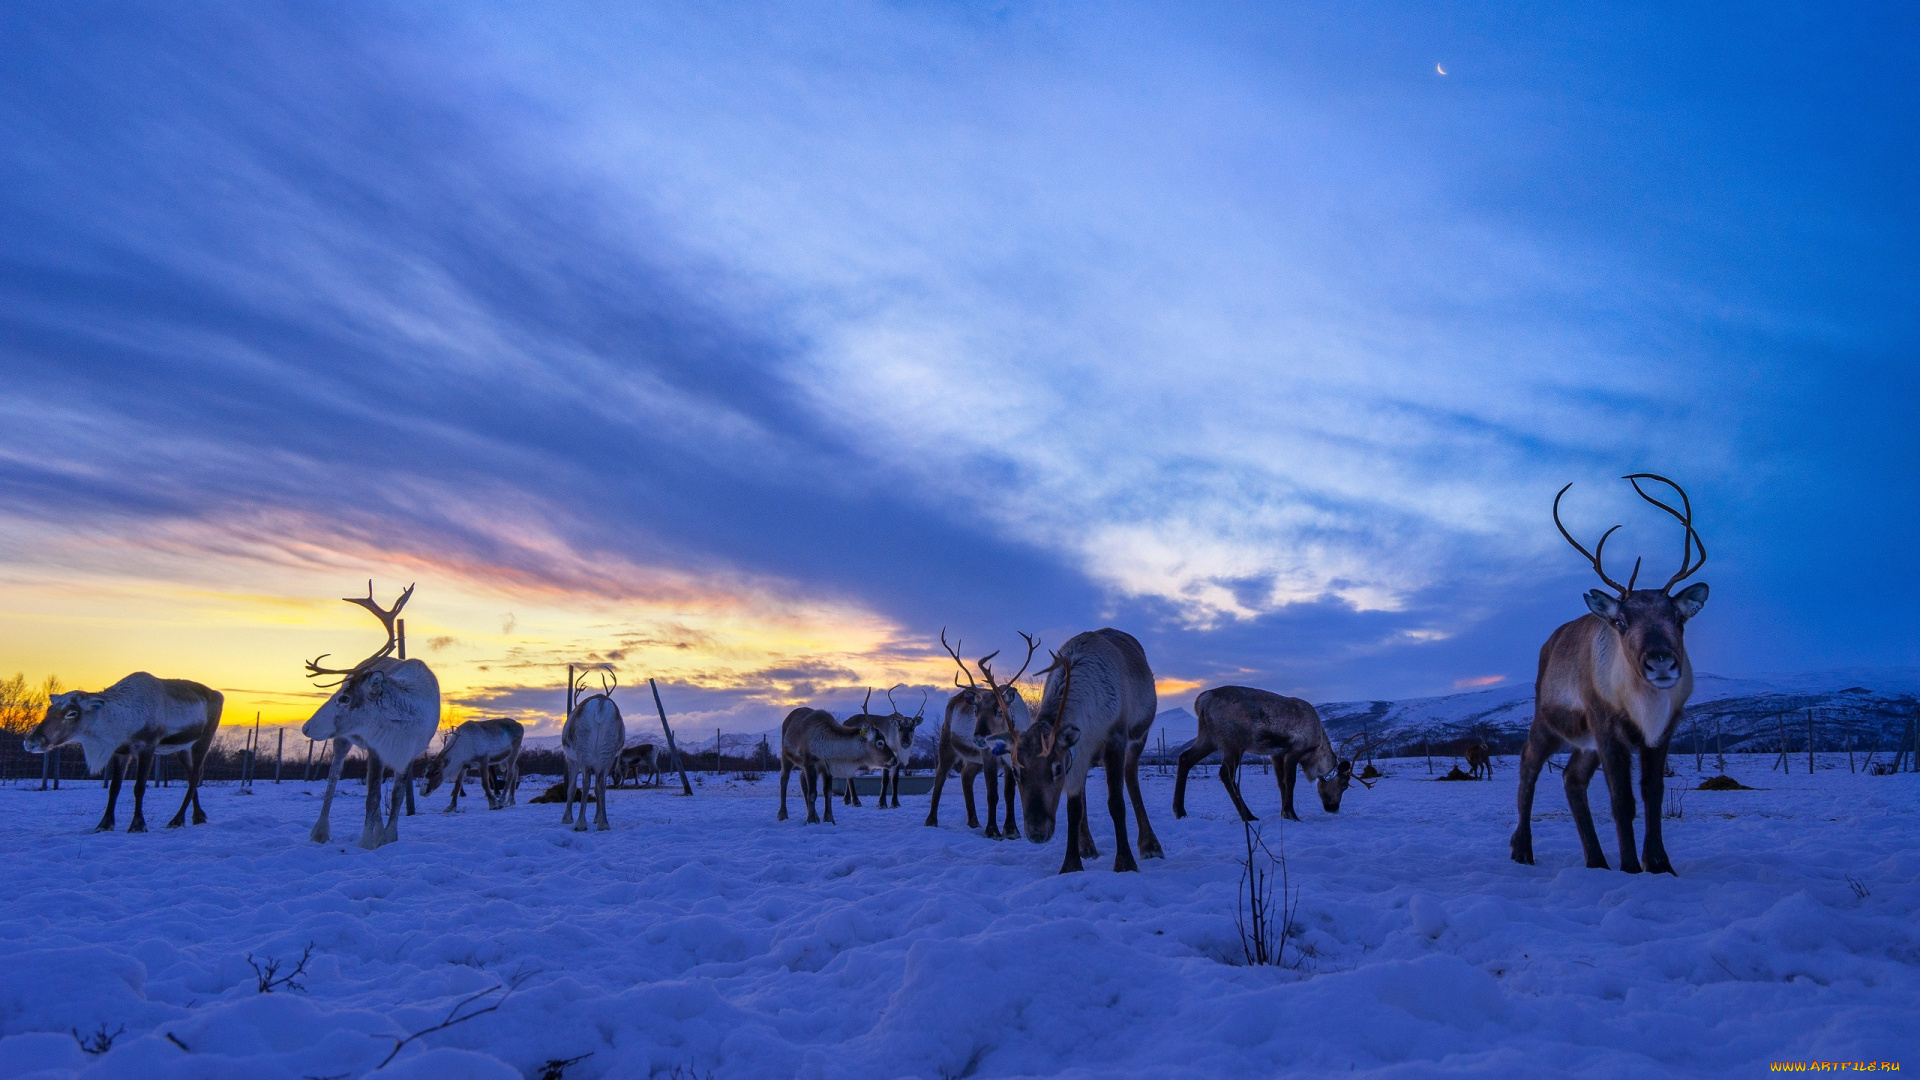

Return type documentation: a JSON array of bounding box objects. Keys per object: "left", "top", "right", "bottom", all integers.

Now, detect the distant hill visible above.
[
  {"left": 523, "top": 668, "right": 1920, "bottom": 764},
  {"left": 1311, "top": 669, "right": 1920, "bottom": 756}
]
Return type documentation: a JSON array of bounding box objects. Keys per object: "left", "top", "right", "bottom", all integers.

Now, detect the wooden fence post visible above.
[
  {"left": 1806, "top": 709, "right": 1814, "bottom": 775},
  {"left": 275, "top": 728, "right": 284, "bottom": 784},
  {"left": 650, "top": 678, "right": 695, "bottom": 796}
]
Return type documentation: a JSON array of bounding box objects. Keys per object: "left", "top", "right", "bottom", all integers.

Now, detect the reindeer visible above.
[
  {"left": 833, "top": 686, "right": 927, "bottom": 808},
  {"left": 302, "top": 582, "right": 440, "bottom": 849},
  {"left": 24, "top": 673, "right": 223, "bottom": 832},
  {"left": 873, "top": 685, "right": 928, "bottom": 808},
  {"left": 616, "top": 743, "right": 660, "bottom": 787},
  {"left": 1511, "top": 474, "right": 1710, "bottom": 875},
  {"left": 1445, "top": 737, "right": 1494, "bottom": 780},
  {"left": 777, "top": 707, "right": 896, "bottom": 824},
  {"left": 1172, "top": 686, "right": 1364, "bottom": 822},
  {"left": 926, "top": 630, "right": 1035, "bottom": 838},
  {"left": 1007, "top": 628, "right": 1165, "bottom": 873},
  {"left": 562, "top": 671, "right": 625, "bottom": 831},
  {"left": 423, "top": 717, "right": 524, "bottom": 811}
]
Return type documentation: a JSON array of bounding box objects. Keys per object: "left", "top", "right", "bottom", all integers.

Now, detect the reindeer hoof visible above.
[
  {"left": 192, "top": 812, "right": 208, "bottom": 825},
  {"left": 128, "top": 821, "right": 147, "bottom": 834},
  {"left": 310, "top": 826, "right": 330, "bottom": 844},
  {"left": 167, "top": 818, "right": 185, "bottom": 829},
  {"left": 596, "top": 821, "right": 609, "bottom": 831}
]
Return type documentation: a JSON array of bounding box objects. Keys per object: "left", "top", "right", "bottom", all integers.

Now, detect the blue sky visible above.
[{"left": 1, "top": 2, "right": 1914, "bottom": 729}]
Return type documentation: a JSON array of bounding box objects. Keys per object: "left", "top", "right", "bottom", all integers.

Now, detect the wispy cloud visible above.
[{"left": 1, "top": 0, "right": 1914, "bottom": 724}]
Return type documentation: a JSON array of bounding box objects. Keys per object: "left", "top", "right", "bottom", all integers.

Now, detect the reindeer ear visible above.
[
  {"left": 1056, "top": 725, "right": 1080, "bottom": 749},
  {"left": 985, "top": 735, "right": 1012, "bottom": 757},
  {"left": 84, "top": 698, "right": 104, "bottom": 711},
  {"left": 1338, "top": 758, "right": 1352, "bottom": 776},
  {"left": 1584, "top": 590, "right": 1622, "bottom": 621},
  {"left": 1674, "top": 581, "right": 1708, "bottom": 618}
]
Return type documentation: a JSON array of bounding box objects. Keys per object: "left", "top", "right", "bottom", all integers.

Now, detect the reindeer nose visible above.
[{"left": 1643, "top": 652, "right": 1680, "bottom": 686}]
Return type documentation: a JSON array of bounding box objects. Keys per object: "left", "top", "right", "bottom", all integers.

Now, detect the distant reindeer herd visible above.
[{"left": 19, "top": 475, "right": 1713, "bottom": 876}]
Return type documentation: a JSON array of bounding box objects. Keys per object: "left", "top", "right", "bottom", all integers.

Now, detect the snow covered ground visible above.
[{"left": 1, "top": 757, "right": 1914, "bottom": 1079}]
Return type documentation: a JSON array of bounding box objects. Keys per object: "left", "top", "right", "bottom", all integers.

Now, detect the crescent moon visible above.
[{"left": 1436, "top": 63, "right": 1447, "bottom": 75}]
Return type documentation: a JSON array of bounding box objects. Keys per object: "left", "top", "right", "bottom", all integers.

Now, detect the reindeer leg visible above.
[
  {"left": 779, "top": 758, "right": 793, "bottom": 821},
  {"left": 1059, "top": 793, "right": 1086, "bottom": 874},
  {"left": 1563, "top": 747, "right": 1608, "bottom": 870},
  {"left": 1511, "top": 723, "right": 1560, "bottom": 865},
  {"left": 925, "top": 742, "right": 953, "bottom": 826},
  {"left": 1219, "top": 747, "right": 1257, "bottom": 822},
  {"left": 595, "top": 768, "right": 610, "bottom": 830},
  {"left": 311, "top": 739, "right": 347, "bottom": 843},
  {"left": 168, "top": 746, "right": 200, "bottom": 828},
  {"left": 448, "top": 766, "right": 462, "bottom": 813},
  {"left": 571, "top": 761, "right": 590, "bottom": 832},
  {"left": 385, "top": 766, "right": 406, "bottom": 844},
  {"left": 1595, "top": 734, "right": 1642, "bottom": 873},
  {"left": 1002, "top": 766, "right": 1020, "bottom": 839},
  {"left": 1173, "top": 732, "right": 1216, "bottom": 819},
  {"left": 1076, "top": 780, "right": 1100, "bottom": 860},
  {"left": 1106, "top": 752, "right": 1140, "bottom": 872},
  {"left": 128, "top": 748, "right": 154, "bottom": 833},
  {"left": 983, "top": 759, "right": 1002, "bottom": 839},
  {"left": 960, "top": 763, "right": 981, "bottom": 829},
  {"left": 359, "top": 751, "right": 386, "bottom": 850},
  {"left": 1125, "top": 739, "right": 1162, "bottom": 859},
  {"left": 823, "top": 765, "right": 839, "bottom": 825},
  {"left": 94, "top": 751, "right": 126, "bottom": 832},
  {"left": 188, "top": 739, "right": 212, "bottom": 824},
  {"left": 1274, "top": 754, "right": 1298, "bottom": 820},
  {"left": 803, "top": 761, "right": 821, "bottom": 824},
  {"left": 1639, "top": 743, "right": 1675, "bottom": 875}
]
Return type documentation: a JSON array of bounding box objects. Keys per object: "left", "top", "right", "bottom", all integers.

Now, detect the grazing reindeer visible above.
[
  {"left": 24, "top": 673, "right": 223, "bottom": 832},
  {"left": 302, "top": 582, "right": 440, "bottom": 849},
  {"left": 1449, "top": 738, "right": 1494, "bottom": 780},
  {"left": 1173, "top": 686, "right": 1358, "bottom": 823},
  {"left": 562, "top": 672, "right": 624, "bottom": 831},
  {"left": 423, "top": 718, "right": 524, "bottom": 810},
  {"left": 778, "top": 707, "right": 896, "bottom": 824},
  {"left": 1512, "top": 474, "right": 1710, "bottom": 875},
  {"left": 872, "top": 685, "right": 927, "bottom": 809},
  {"left": 1009, "top": 628, "right": 1165, "bottom": 874},
  {"left": 926, "top": 630, "right": 1035, "bottom": 838},
  {"left": 616, "top": 743, "right": 660, "bottom": 787}
]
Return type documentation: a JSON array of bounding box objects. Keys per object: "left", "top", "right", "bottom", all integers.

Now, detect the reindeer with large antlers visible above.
[
  {"left": 301, "top": 582, "right": 440, "bottom": 849},
  {"left": 925, "top": 630, "right": 1036, "bottom": 838},
  {"left": 1511, "top": 474, "right": 1710, "bottom": 874},
  {"left": 1006, "top": 628, "right": 1165, "bottom": 873}
]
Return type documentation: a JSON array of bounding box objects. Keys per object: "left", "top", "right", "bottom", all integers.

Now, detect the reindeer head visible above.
[
  {"left": 1315, "top": 758, "right": 1354, "bottom": 812},
  {"left": 1315, "top": 734, "right": 1379, "bottom": 812},
  {"left": 1555, "top": 475, "right": 1710, "bottom": 692},
  {"left": 301, "top": 582, "right": 427, "bottom": 741},
  {"left": 1012, "top": 650, "right": 1076, "bottom": 844},
  {"left": 22, "top": 690, "right": 96, "bottom": 753},
  {"left": 940, "top": 629, "right": 1037, "bottom": 777}
]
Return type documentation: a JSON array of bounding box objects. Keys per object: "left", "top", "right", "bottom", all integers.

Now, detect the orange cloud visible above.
[{"left": 1453, "top": 674, "right": 1506, "bottom": 689}]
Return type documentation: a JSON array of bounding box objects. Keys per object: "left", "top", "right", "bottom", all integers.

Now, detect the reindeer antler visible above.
[
  {"left": 304, "top": 581, "right": 415, "bottom": 685},
  {"left": 915, "top": 688, "right": 928, "bottom": 719},
  {"left": 1623, "top": 473, "right": 1707, "bottom": 592},
  {"left": 940, "top": 628, "right": 977, "bottom": 690},
  {"left": 1552, "top": 484, "right": 1628, "bottom": 596}
]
